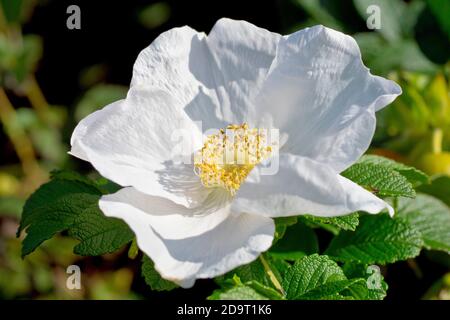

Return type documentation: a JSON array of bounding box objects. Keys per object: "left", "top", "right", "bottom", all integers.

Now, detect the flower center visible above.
[{"left": 194, "top": 123, "right": 273, "bottom": 195}]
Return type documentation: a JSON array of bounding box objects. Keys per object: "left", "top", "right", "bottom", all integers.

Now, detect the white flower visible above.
[{"left": 70, "top": 18, "right": 401, "bottom": 288}]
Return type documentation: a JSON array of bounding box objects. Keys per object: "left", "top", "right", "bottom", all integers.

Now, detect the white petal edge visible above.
[
  {"left": 99, "top": 187, "right": 275, "bottom": 288},
  {"left": 252, "top": 25, "right": 402, "bottom": 172},
  {"left": 70, "top": 88, "right": 208, "bottom": 207},
  {"left": 131, "top": 19, "right": 281, "bottom": 129},
  {"left": 232, "top": 153, "right": 394, "bottom": 218}
]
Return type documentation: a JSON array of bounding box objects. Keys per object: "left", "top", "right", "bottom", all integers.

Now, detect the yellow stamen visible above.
[{"left": 194, "top": 123, "right": 273, "bottom": 195}]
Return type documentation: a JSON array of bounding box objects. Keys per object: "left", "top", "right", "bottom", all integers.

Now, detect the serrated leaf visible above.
[
  {"left": 342, "top": 162, "right": 415, "bottom": 198},
  {"left": 141, "top": 255, "right": 178, "bottom": 291},
  {"left": 397, "top": 194, "right": 450, "bottom": 253},
  {"left": 302, "top": 212, "right": 359, "bottom": 232},
  {"left": 19, "top": 177, "right": 133, "bottom": 257},
  {"left": 357, "top": 155, "right": 429, "bottom": 186},
  {"left": 69, "top": 206, "right": 135, "bottom": 256},
  {"left": 297, "top": 278, "right": 366, "bottom": 300},
  {"left": 325, "top": 214, "right": 423, "bottom": 264},
  {"left": 282, "top": 254, "right": 347, "bottom": 299},
  {"left": 18, "top": 178, "right": 101, "bottom": 236},
  {"left": 270, "top": 221, "right": 318, "bottom": 260},
  {"left": 209, "top": 284, "right": 270, "bottom": 300},
  {"left": 343, "top": 262, "right": 388, "bottom": 300},
  {"left": 50, "top": 170, "right": 119, "bottom": 194}
]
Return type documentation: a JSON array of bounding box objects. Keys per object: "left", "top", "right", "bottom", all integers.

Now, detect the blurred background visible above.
[{"left": 0, "top": 0, "right": 449, "bottom": 300}]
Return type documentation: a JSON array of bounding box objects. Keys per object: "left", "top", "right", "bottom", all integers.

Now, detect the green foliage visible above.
[
  {"left": 302, "top": 212, "right": 359, "bottom": 233},
  {"left": 276, "top": 254, "right": 385, "bottom": 300},
  {"left": 282, "top": 254, "right": 346, "bottom": 299},
  {"left": 74, "top": 84, "right": 127, "bottom": 122},
  {"left": 397, "top": 194, "right": 450, "bottom": 253},
  {"left": 18, "top": 171, "right": 134, "bottom": 257},
  {"left": 354, "top": 0, "right": 404, "bottom": 42},
  {"left": 427, "top": 0, "right": 450, "bottom": 39},
  {"left": 207, "top": 158, "right": 444, "bottom": 300},
  {"left": 419, "top": 175, "right": 450, "bottom": 206},
  {"left": 216, "top": 256, "right": 282, "bottom": 291},
  {"left": 356, "top": 155, "right": 429, "bottom": 186},
  {"left": 270, "top": 221, "right": 318, "bottom": 260},
  {"left": 138, "top": 2, "right": 171, "bottom": 29},
  {"left": 343, "top": 262, "right": 388, "bottom": 300},
  {"left": 210, "top": 284, "right": 270, "bottom": 300},
  {"left": 141, "top": 255, "right": 178, "bottom": 291},
  {"left": 0, "top": 33, "right": 43, "bottom": 83},
  {"left": 342, "top": 155, "right": 428, "bottom": 198},
  {"left": 15, "top": 107, "right": 68, "bottom": 165},
  {"left": 293, "top": 0, "right": 345, "bottom": 31},
  {"left": 0, "top": 0, "right": 23, "bottom": 24},
  {"left": 325, "top": 214, "right": 423, "bottom": 264},
  {"left": 273, "top": 216, "right": 298, "bottom": 242},
  {"left": 210, "top": 275, "right": 283, "bottom": 300},
  {"left": 295, "top": 0, "right": 441, "bottom": 74}
]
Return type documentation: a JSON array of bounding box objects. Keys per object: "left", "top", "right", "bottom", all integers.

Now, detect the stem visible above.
[
  {"left": 25, "top": 75, "right": 50, "bottom": 122},
  {"left": 259, "top": 254, "right": 285, "bottom": 296},
  {"left": 393, "top": 197, "right": 398, "bottom": 215},
  {"left": 432, "top": 128, "right": 443, "bottom": 154},
  {"left": 0, "top": 88, "right": 43, "bottom": 189}
]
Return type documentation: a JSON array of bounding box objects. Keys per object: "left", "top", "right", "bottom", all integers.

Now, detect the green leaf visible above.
[
  {"left": 302, "top": 212, "right": 359, "bottom": 233},
  {"left": 297, "top": 278, "right": 366, "bottom": 300},
  {"left": 343, "top": 262, "right": 388, "bottom": 300},
  {"left": 418, "top": 175, "right": 450, "bottom": 206},
  {"left": 138, "top": 2, "right": 171, "bottom": 29},
  {"left": 19, "top": 177, "right": 101, "bottom": 236},
  {"left": 69, "top": 204, "right": 134, "bottom": 256},
  {"left": 74, "top": 84, "right": 127, "bottom": 122},
  {"left": 294, "top": 0, "right": 345, "bottom": 31},
  {"left": 19, "top": 175, "right": 133, "bottom": 257},
  {"left": 357, "top": 155, "right": 429, "bottom": 186},
  {"left": 427, "top": 0, "right": 450, "bottom": 39},
  {"left": 49, "top": 169, "right": 99, "bottom": 187},
  {"left": 273, "top": 216, "right": 298, "bottom": 243},
  {"left": 397, "top": 194, "right": 450, "bottom": 253},
  {"left": 270, "top": 221, "right": 318, "bottom": 260},
  {"left": 325, "top": 214, "right": 423, "bottom": 264},
  {"left": 282, "top": 254, "right": 347, "bottom": 299},
  {"left": 365, "top": 39, "right": 437, "bottom": 74},
  {"left": 141, "top": 255, "right": 178, "bottom": 291},
  {"left": 342, "top": 161, "right": 416, "bottom": 198},
  {"left": 0, "top": 0, "right": 23, "bottom": 23},
  {"left": 14, "top": 35, "right": 43, "bottom": 82},
  {"left": 353, "top": 0, "right": 404, "bottom": 43},
  {"left": 209, "top": 284, "right": 270, "bottom": 300}
]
